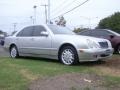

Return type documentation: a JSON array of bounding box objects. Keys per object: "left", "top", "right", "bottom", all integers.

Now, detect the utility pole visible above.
[
  {"left": 41, "top": 5, "right": 48, "bottom": 24},
  {"left": 48, "top": 0, "right": 50, "bottom": 24},
  {"left": 33, "top": 5, "right": 37, "bottom": 24},
  {"left": 30, "top": 16, "right": 34, "bottom": 25},
  {"left": 13, "top": 23, "right": 17, "bottom": 32}
]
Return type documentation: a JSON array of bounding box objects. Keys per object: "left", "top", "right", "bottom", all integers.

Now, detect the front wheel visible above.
[
  {"left": 117, "top": 45, "right": 120, "bottom": 54},
  {"left": 59, "top": 46, "right": 79, "bottom": 65},
  {"left": 10, "top": 46, "right": 19, "bottom": 58}
]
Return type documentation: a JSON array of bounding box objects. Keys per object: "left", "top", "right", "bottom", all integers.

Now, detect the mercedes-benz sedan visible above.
[{"left": 4, "top": 25, "right": 113, "bottom": 65}]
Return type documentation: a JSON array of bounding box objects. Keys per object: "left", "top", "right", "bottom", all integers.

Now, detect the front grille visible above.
[{"left": 99, "top": 42, "right": 108, "bottom": 48}]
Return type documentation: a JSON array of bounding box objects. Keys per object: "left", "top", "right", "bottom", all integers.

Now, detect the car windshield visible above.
[
  {"left": 48, "top": 25, "right": 75, "bottom": 35},
  {"left": 107, "top": 30, "right": 120, "bottom": 36}
]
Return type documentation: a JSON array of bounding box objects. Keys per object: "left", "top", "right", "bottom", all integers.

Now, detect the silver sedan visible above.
[{"left": 4, "top": 25, "right": 113, "bottom": 65}]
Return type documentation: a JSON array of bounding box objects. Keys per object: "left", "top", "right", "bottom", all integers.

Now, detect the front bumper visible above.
[{"left": 77, "top": 48, "right": 113, "bottom": 62}]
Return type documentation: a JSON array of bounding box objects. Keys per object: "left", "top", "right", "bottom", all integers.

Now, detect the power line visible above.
[
  {"left": 51, "top": 0, "right": 66, "bottom": 13},
  {"left": 0, "top": 16, "right": 30, "bottom": 19},
  {"left": 51, "top": 0, "right": 77, "bottom": 16},
  {"left": 51, "top": 0, "right": 89, "bottom": 20}
]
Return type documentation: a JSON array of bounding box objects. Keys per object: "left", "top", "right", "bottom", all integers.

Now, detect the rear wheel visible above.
[
  {"left": 10, "top": 46, "right": 19, "bottom": 58},
  {"left": 59, "top": 46, "right": 79, "bottom": 65}
]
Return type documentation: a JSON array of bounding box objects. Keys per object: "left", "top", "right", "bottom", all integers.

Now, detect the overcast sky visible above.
[{"left": 0, "top": 0, "right": 120, "bottom": 34}]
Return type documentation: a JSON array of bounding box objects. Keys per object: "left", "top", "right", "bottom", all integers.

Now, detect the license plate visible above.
[{"left": 106, "top": 49, "right": 111, "bottom": 54}]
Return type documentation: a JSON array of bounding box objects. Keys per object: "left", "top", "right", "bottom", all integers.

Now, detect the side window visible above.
[
  {"left": 17, "top": 26, "right": 33, "bottom": 37},
  {"left": 32, "top": 26, "right": 47, "bottom": 36},
  {"left": 91, "top": 30, "right": 113, "bottom": 38},
  {"left": 79, "top": 31, "right": 91, "bottom": 36}
]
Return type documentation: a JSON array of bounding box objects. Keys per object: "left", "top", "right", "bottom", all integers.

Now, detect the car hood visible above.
[
  {"left": 54, "top": 34, "right": 108, "bottom": 42},
  {"left": 53, "top": 34, "right": 111, "bottom": 49}
]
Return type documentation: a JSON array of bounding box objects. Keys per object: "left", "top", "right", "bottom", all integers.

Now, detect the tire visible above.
[
  {"left": 10, "top": 46, "right": 19, "bottom": 58},
  {"left": 117, "top": 45, "right": 120, "bottom": 54},
  {"left": 59, "top": 46, "right": 79, "bottom": 65}
]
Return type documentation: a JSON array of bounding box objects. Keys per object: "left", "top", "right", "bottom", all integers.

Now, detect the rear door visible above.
[{"left": 16, "top": 26, "right": 34, "bottom": 54}]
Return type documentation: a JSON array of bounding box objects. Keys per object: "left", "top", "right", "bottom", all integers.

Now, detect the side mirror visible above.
[
  {"left": 109, "top": 34, "right": 115, "bottom": 39},
  {"left": 40, "top": 31, "right": 49, "bottom": 37}
]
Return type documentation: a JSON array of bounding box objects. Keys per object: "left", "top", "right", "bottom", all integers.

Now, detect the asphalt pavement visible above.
[{"left": 0, "top": 45, "right": 9, "bottom": 57}]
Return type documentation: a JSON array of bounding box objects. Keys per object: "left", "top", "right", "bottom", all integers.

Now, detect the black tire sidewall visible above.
[{"left": 117, "top": 45, "right": 120, "bottom": 54}]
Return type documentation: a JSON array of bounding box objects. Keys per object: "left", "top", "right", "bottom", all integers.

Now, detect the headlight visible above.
[{"left": 86, "top": 39, "right": 100, "bottom": 48}]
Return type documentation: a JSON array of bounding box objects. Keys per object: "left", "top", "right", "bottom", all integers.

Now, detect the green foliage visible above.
[
  {"left": 0, "top": 30, "right": 7, "bottom": 37},
  {"left": 0, "top": 56, "right": 120, "bottom": 90},
  {"left": 55, "top": 16, "right": 66, "bottom": 27},
  {"left": 103, "top": 76, "right": 120, "bottom": 88},
  {"left": 73, "top": 28, "right": 89, "bottom": 33},
  {"left": 0, "top": 30, "right": 4, "bottom": 34},
  {"left": 97, "top": 12, "right": 120, "bottom": 33},
  {"left": 73, "top": 28, "right": 81, "bottom": 33},
  {"left": 0, "top": 57, "right": 93, "bottom": 90}
]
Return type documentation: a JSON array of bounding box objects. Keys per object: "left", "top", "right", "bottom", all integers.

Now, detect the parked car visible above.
[
  {"left": 4, "top": 25, "right": 113, "bottom": 65},
  {"left": 78, "top": 29, "right": 120, "bottom": 54},
  {"left": 0, "top": 37, "right": 5, "bottom": 46}
]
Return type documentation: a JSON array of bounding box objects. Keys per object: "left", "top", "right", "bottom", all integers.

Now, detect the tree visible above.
[
  {"left": 97, "top": 12, "right": 120, "bottom": 33},
  {"left": 0, "top": 30, "right": 7, "bottom": 37},
  {"left": 0, "top": 30, "right": 3, "bottom": 34},
  {"left": 73, "top": 28, "right": 81, "bottom": 33},
  {"left": 55, "top": 16, "right": 66, "bottom": 27},
  {"left": 73, "top": 28, "right": 89, "bottom": 33}
]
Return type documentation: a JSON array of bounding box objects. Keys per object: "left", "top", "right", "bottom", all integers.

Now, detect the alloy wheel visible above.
[
  {"left": 61, "top": 49, "right": 74, "bottom": 65},
  {"left": 10, "top": 46, "right": 19, "bottom": 58}
]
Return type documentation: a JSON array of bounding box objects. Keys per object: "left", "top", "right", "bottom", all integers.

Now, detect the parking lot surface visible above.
[{"left": 0, "top": 46, "right": 9, "bottom": 57}]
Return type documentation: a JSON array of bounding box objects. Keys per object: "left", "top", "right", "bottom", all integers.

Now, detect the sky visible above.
[{"left": 0, "top": 0, "right": 120, "bottom": 34}]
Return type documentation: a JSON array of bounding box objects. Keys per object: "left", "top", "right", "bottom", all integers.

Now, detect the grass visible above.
[
  {"left": 0, "top": 55, "right": 120, "bottom": 90},
  {"left": 103, "top": 76, "right": 120, "bottom": 88}
]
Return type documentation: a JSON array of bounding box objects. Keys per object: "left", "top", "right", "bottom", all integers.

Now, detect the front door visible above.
[{"left": 30, "top": 26, "right": 51, "bottom": 55}]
